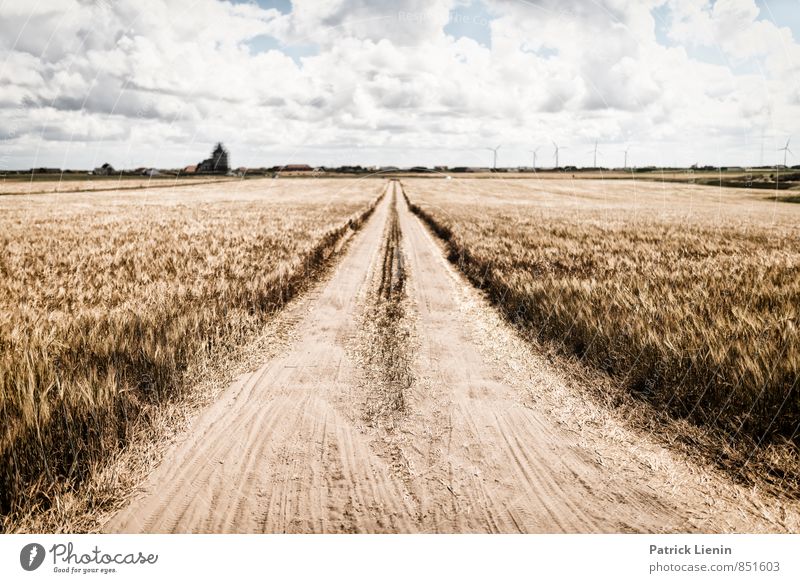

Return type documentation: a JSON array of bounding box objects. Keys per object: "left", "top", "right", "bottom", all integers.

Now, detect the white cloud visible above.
[{"left": 0, "top": 0, "right": 798, "bottom": 169}]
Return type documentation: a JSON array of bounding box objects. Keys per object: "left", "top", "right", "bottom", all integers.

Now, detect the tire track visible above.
[
  {"left": 107, "top": 186, "right": 415, "bottom": 533},
  {"left": 105, "top": 180, "right": 799, "bottom": 533}
]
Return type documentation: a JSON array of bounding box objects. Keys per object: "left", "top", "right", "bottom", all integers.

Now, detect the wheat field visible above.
[
  {"left": 0, "top": 178, "right": 381, "bottom": 528},
  {"left": 0, "top": 176, "right": 233, "bottom": 195},
  {"left": 403, "top": 178, "right": 800, "bottom": 473}
]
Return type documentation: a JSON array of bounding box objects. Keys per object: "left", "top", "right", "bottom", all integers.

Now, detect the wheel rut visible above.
[{"left": 105, "top": 180, "right": 798, "bottom": 533}]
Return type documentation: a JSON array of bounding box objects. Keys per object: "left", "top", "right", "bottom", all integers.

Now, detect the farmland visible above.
[
  {"left": 3, "top": 175, "right": 799, "bottom": 534},
  {"left": 0, "top": 175, "right": 234, "bottom": 195},
  {"left": 105, "top": 182, "right": 800, "bottom": 534},
  {"left": 0, "top": 178, "right": 382, "bottom": 530},
  {"left": 403, "top": 178, "right": 800, "bottom": 484}
]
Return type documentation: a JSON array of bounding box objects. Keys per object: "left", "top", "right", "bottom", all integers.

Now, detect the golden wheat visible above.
[
  {"left": 403, "top": 178, "right": 800, "bottom": 457},
  {"left": 0, "top": 178, "right": 381, "bottom": 527},
  {"left": 0, "top": 175, "right": 231, "bottom": 195}
]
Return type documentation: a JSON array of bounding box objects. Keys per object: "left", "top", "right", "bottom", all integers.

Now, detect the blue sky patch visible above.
[
  {"left": 444, "top": 0, "right": 494, "bottom": 47},
  {"left": 231, "top": 0, "right": 292, "bottom": 14}
]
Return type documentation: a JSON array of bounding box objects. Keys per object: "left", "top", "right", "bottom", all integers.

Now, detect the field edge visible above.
[
  {"left": 399, "top": 181, "right": 800, "bottom": 501},
  {"left": 2, "top": 187, "right": 387, "bottom": 534}
]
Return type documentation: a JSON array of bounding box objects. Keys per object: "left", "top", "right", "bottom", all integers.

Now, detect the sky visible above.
[{"left": 1, "top": 0, "right": 799, "bottom": 170}]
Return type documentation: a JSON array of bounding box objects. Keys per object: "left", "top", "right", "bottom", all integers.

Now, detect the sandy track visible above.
[{"left": 107, "top": 181, "right": 798, "bottom": 533}]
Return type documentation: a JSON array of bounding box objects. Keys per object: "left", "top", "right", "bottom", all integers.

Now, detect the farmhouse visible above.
[
  {"left": 93, "top": 163, "right": 115, "bottom": 175},
  {"left": 197, "top": 143, "right": 230, "bottom": 174},
  {"left": 283, "top": 164, "right": 313, "bottom": 172}
]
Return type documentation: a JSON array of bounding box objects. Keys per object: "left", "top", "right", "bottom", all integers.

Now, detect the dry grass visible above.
[
  {"left": 0, "top": 178, "right": 382, "bottom": 530},
  {"left": 402, "top": 177, "right": 799, "bottom": 485},
  {"left": 360, "top": 187, "right": 412, "bottom": 426},
  {"left": 0, "top": 176, "right": 233, "bottom": 195}
]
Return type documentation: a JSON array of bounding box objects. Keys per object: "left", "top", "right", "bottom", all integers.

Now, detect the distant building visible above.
[
  {"left": 93, "top": 162, "right": 115, "bottom": 175},
  {"left": 182, "top": 164, "right": 197, "bottom": 174},
  {"left": 197, "top": 143, "right": 230, "bottom": 174},
  {"left": 282, "top": 164, "right": 313, "bottom": 172}
]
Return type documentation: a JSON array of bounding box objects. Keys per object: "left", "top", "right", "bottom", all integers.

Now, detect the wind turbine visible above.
[
  {"left": 553, "top": 141, "right": 563, "bottom": 169},
  {"left": 485, "top": 145, "right": 501, "bottom": 171},
  {"left": 588, "top": 140, "right": 600, "bottom": 168},
  {"left": 778, "top": 138, "right": 793, "bottom": 167},
  {"left": 622, "top": 147, "right": 630, "bottom": 170},
  {"left": 529, "top": 147, "right": 540, "bottom": 170}
]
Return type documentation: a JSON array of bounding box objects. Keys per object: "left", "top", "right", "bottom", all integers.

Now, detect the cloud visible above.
[
  {"left": 266, "top": 0, "right": 455, "bottom": 47},
  {"left": 0, "top": 0, "right": 798, "bottom": 168},
  {"left": 667, "top": 0, "right": 800, "bottom": 67}
]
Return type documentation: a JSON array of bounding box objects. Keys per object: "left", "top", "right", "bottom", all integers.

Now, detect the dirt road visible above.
[{"left": 107, "top": 181, "right": 799, "bottom": 533}]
